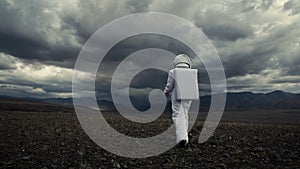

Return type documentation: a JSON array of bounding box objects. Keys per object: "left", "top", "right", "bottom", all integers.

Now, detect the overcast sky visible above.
[{"left": 0, "top": 0, "right": 300, "bottom": 99}]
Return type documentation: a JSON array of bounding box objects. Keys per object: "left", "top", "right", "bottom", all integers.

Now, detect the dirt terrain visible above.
[{"left": 0, "top": 109, "right": 299, "bottom": 169}]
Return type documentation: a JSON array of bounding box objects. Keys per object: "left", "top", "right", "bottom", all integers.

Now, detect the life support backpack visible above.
[{"left": 173, "top": 68, "right": 199, "bottom": 100}]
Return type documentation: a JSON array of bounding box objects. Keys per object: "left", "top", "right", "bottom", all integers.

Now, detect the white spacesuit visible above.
[{"left": 164, "top": 54, "right": 197, "bottom": 147}]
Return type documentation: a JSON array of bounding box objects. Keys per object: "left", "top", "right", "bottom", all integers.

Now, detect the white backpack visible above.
[{"left": 173, "top": 68, "right": 199, "bottom": 100}]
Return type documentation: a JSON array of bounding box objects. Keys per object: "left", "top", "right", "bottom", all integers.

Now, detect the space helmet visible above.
[{"left": 172, "top": 54, "right": 191, "bottom": 68}]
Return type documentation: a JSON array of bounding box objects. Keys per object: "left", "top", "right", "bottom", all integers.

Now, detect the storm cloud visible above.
[{"left": 0, "top": 0, "right": 300, "bottom": 99}]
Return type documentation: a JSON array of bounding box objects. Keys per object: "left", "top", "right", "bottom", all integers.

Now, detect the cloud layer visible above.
[{"left": 0, "top": 0, "right": 300, "bottom": 98}]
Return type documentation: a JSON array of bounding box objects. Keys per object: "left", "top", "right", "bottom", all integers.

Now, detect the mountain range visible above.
[
  {"left": 201, "top": 90, "right": 300, "bottom": 111},
  {"left": 2, "top": 90, "right": 298, "bottom": 112}
]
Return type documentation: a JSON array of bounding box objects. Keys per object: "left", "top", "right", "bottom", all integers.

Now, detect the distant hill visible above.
[
  {"left": 217, "top": 90, "right": 300, "bottom": 111},
  {"left": 0, "top": 97, "right": 73, "bottom": 113},
  {"left": 1, "top": 90, "right": 300, "bottom": 112},
  {"left": 116, "top": 90, "right": 300, "bottom": 111},
  {"left": 41, "top": 98, "right": 73, "bottom": 105},
  {"left": 40, "top": 98, "right": 116, "bottom": 111}
]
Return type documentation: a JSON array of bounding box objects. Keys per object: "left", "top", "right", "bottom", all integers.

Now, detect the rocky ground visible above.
[{"left": 0, "top": 111, "right": 299, "bottom": 169}]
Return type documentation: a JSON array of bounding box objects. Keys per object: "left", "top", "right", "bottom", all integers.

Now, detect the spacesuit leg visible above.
[
  {"left": 171, "top": 97, "right": 192, "bottom": 143},
  {"left": 182, "top": 100, "right": 192, "bottom": 138}
]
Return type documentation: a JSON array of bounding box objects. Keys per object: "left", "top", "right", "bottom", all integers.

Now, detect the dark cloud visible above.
[
  {"left": 0, "top": 0, "right": 82, "bottom": 68},
  {"left": 0, "top": 0, "right": 300, "bottom": 99},
  {"left": 0, "top": 84, "right": 48, "bottom": 98},
  {"left": 269, "top": 76, "right": 300, "bottom": 84},
  {"left": 130, "top": 69, "right": 168, "bottom": 89},
  {"left": 241, "top": 0, "right": 273, "bottom": 12},
  {"left": 0, "top": 62, "right": 16, "bottom": 70},
  {"left": 283, "top": 0, "right": 300, "bottom": 15},
  {"left": 0, "top": 0, "right": 156, "bottom": 69},
  {"left": 0, "top": 74, "right": 71, "bottom": 94},
  {"left": 193, "top": 11, "right": 254, "bottom": 41},
  {"left": 0, "top": 31, "right": 80, "bottom": 68},
  {"left": 221, "top": 43, "right": 276, "bottom": 78},
  {"left": 128, "top": 0, "right": 153, "bottom": 13},
  {"left": 227, "top": 85, "right": 253, "bottom": 91},
  {"left": 0, "top": 53, "right": 18, "bottom": 70},
  {"left": 95, "top": 33, "right": 211, "bottom": 100},
  {"left": 0, "top": 64, "right": 14, "bottom": 70}
]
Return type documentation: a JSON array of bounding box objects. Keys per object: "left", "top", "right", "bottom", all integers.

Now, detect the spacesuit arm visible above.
[{"left": 164, "top": 70, "right": 175, "bottom": 94}]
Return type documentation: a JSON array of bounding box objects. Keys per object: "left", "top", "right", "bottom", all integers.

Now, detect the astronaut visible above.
[{"left": 164, "top": 54, "right": 198, "bottom": 147}]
